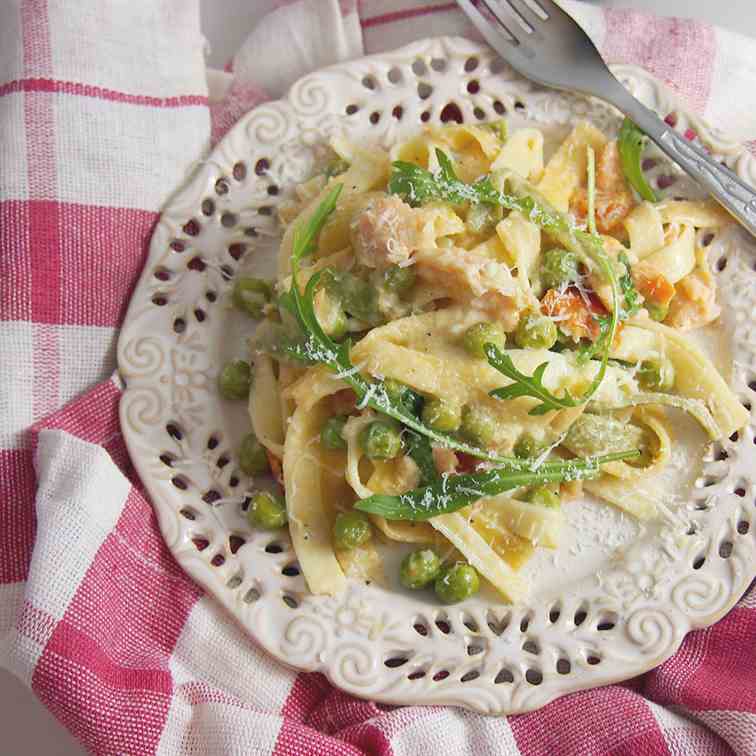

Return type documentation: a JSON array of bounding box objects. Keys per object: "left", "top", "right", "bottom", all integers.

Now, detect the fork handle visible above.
[{"left": 614, "top": 92, "right": 756, "bottom": 237}]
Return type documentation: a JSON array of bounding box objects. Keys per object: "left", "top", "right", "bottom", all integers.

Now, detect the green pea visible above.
[
  {"left": 219, "top": 360, "right": 251, "bottom": 400},
  {"left": 232, "top": 277, "right": 272, "bottom": 318},
  {"left": 514, "top": 433, "right": 543, "bottom": 459},
  {"left": 238, "top": 432, "right": 269, "bottom": 475},
  {"left": 541, "top": 248, "right": 580, "bottom": 290},
  {"left": 638, "top": 359, "right": 675, "bottom": 391},
  {"left": 646, "top": 302, "right": 669, "bottom": 322},
  {"left": 514, "top": 312, "right": 558, "bottom": 350},
  {"left": 320, "top": 416, "right": 348, "bottom": 451},
  {"left": 248, "top": 491, "right": 287, "bottom": 529},
  {"left": 434, "top": 563, "right": 480, "bottom": 604},
  {"left": 382, "top": 264, "right": 417, "bottom": 296},
  {"left": 359, "top": 419, "right": 403, "bottom": 460},
  {"left": 323, "top": 268, "right": 381, "bottom": 325},
  {"left": 333, "top": 510, "right": 372, "bottom": 550},
  {"left": 524, "top": 485, "right": 560, "bottom": 509},
  {"left": 325, "top": 157, "right": 350, "bottom": 178},
  {"left": 399, "top": 549, "right": 441, "bottom": 589},
  {"left": 462, "top": 322, "right": 507, "bottom": 359},
  {"left": 460, "top": 404, "right": 498, "bottom": 446},
  {"left": 422, "top": 397, "right": 462, "bottom": 433}
]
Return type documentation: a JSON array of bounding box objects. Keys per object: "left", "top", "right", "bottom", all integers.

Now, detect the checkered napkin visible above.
[{"left": 1, "top": 1, "right": 755, "bottom": 753}]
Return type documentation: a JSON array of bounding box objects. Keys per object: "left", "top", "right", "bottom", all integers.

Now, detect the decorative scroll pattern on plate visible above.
[{"left": 118, "top": 37, "right": 756, "bottom": 715}]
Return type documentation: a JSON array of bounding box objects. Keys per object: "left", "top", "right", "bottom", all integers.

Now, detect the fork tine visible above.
[
  {"left": 497, "top": 0, "right": 537, "bottom": 34},
  {"left": 457, "top": 0, "right": 521, "bottom": 47},
  {"left": 477, "top": 0, "right": 524, "bottom": 43},
  {"left": 526, "top": 0, "right": 571, "bottom": 23},
  {"left": 503, "top": 0, "right": 546, "bottom": 25}
]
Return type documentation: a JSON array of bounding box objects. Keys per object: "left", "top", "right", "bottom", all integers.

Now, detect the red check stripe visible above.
[
  {"left": 21, "top": 2, "right": 61, "bottom": 426},
  {"left": 274, "top": 673, "right": 391, "bottom": 756},
  {"left": 29, "top": 200, "right": 62, "bottom": 322},
  {"left": 57, "top": 204, "right": 158, "bottom": 328},
  {"left": 0, "top": 78, "right": 208, "bottom": 108},
  {"left": 0, "top": 448, "right": 37, "bottom": 584},
  {"left": 0, "top": 201, "right": 32, "bottom": 322},
  {"left": 4, "top": 200, "right": 158, "bottom": 327},
  {"left": 32, "top": 487, "right": 202, "bottom": 755},
  {"left": 511, "top": 685, "right": 669, "bottom": 756},
  {"left": 646, "top": 607, "right": 756, "bottom": 713},
  {"left": 360, "top": 2, "right": 457, "bottom": 28}
]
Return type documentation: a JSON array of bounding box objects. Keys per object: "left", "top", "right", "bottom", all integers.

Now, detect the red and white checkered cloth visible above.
[{"left": 1, "top": 1, "right": 755, "bottom": 753}]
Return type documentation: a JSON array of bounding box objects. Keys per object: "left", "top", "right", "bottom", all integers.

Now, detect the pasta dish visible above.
[{"left": 218, "top": 118, "right": 748, "bottom": 605}]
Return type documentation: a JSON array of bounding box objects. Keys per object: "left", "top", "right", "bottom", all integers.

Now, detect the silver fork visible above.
[{"left": 457, "top": 0, "right": 756, "bottom": 237}]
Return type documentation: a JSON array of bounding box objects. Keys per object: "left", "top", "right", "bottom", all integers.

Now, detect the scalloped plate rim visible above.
[{"left": 117, "top": 36, "right": 756, "bottom": 715}]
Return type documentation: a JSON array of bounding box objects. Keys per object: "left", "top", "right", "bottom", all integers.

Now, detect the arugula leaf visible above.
[
  {"left": 388, "top": 160, "right": 446, "bottom": 207},
  {"left": 573, "top": 252, "right": 639, "bottom": 364},
  {"left": 388, "top": 151, "right": 569, "bottom": 237},
  {"left": 568, "top": 143, "right": 619, "bottom": 366},
  {"left": 390, "top": 149, "right": 504, "bottom": 208},
  {"left": 355, "top": 450, "right": 640, "bottom": 521},
  {"left": 404, "top": 430, "right": 438, "bottom": 486},
  {"left": 486, "top": 345, "right": 581, "bottom": 416},
  {"left": 575, "top": 314, "right": 612, "bottom": 366},
  {"left": 618, "top": 251, "right": 640, "bottom": 318},
  {"left": 435, "top": 149, "right": 457, "bottom": 183},
  {"left": 388, "top": 382, "right": 424, "bottom": 419},
  {"left": 255, "top": 324, "right": 320, "bottom": 366},
  {"left": 618, "top": 118, "right": 658, "bottom": 203},
  {"left": 292, "top": 186, "right": 343, "bottom": 266},
  {"left": 566, "top": 169, "right": 637, "bottom": 366}
]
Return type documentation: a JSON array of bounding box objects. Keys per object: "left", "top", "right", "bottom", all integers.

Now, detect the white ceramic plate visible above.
[{"left": 117, "top": 37, "right": 756, "bottom": 714}]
